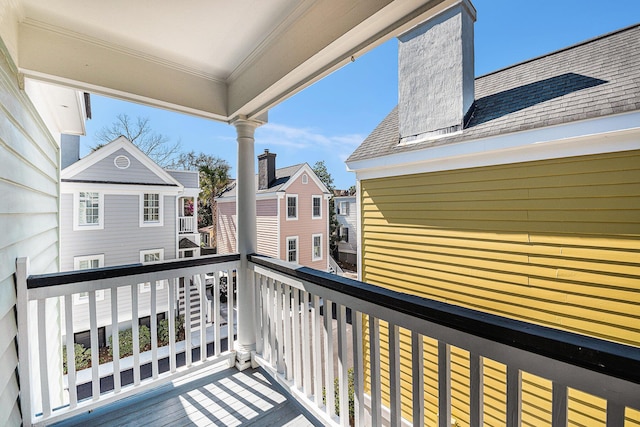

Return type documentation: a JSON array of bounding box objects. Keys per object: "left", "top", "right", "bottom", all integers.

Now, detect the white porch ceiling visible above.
[{"left": 6, "top": 0, "right": 454, "bottom": 122}]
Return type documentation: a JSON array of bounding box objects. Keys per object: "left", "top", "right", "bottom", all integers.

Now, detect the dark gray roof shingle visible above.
[
  {"left": 347, "top": 24, "right": 640, "bottom": 163},
  {"left": 217, "top": 164, "right": 306, "bottom": 198}
]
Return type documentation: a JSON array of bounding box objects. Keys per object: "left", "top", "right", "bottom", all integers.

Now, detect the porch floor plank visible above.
[{"left": 53, "top": 364, "right": 319, "bottom": 427}]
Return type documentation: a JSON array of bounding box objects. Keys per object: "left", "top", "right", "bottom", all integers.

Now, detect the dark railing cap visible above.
[{"left": 27, "top": 254, "right": 240, "bottom": 288}]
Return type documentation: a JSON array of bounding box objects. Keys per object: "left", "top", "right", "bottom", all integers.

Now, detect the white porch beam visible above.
[
  {"left": 18, "top": 22, "right": 228, "bottom": 121},
  {"left": 233, "top": 117, "right": 263, "bottom": 370}
]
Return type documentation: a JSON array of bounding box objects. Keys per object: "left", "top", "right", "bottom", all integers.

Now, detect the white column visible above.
[{"left": 233, "top": 118, "right": 261, "bottom": 370}]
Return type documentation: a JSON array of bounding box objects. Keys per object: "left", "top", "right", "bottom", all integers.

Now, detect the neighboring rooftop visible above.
[
  {"left": 218, "top": 164, "right": 306, "bottom": 198},
  {"left": 347, "top": 23, "right": 640, "bottom": 163}
]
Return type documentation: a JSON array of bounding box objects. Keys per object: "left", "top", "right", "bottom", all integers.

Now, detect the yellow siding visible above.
[{"left": 360, "top": 150, "right": 640, "bottom": 425}]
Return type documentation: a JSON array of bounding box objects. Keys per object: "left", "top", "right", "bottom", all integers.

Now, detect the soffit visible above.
[{"left": 11, "top": 0, "right": 453, "bottom": 122}]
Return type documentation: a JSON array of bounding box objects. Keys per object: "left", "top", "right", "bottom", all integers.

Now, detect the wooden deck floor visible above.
[{"left": 53, "top": 364, "right": 320, "bottom": 427}]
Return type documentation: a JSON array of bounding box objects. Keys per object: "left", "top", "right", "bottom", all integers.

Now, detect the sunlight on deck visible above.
[{"left": 54, "top": 363, "right": 317, "bottom": 427}]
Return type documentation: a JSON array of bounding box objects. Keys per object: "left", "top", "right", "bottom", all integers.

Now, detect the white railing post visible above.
[{"left": 16, "top": 257, "right": 32, "bottom": 427}]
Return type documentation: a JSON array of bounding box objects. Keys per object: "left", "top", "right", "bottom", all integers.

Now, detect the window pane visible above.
[
  {"left": 313, "top": 235, "right": 321, "bottom": 259},
  {"left": 287, "top": 197, "right": 297, "bottom": 218},
  {"left": 144, "top": 252, "right": 160, "bottom": 262},
  {"left": 79, "top": 192, "right": 99, "bottom": 225},
  {"left": 288, "top": 239, "right": 297, "bottom": 262},
  {"left": 144, "top": 193, "right": 160, "bottom": 222}
]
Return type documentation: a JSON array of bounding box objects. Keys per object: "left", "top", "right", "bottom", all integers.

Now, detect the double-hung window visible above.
[
  {"left": 312, "top": 195, "right": 322, "bottom": 219},
  {"left": 287, "top": 195, "right": 298, "bottom": 220},
  {"left": 74, "top": 192, "right": 103, "bottom": 230},
  {"left": 139, "top": 249, "right": 165, "bottom": 292},
  {"left": 338, "top": 201, "right": 350, "bottom": 216},
  {"left": 312, "top": 234, "right": 322, "bottom": 261},
  {"left": 73, "top": 255, "right": 105, "bottom": 304},
  {"left": 140, "top": 193, "right": 163, "bottom": 226},
  {"left": 287, "top": 237, "right": 298, "bottom": 263}
]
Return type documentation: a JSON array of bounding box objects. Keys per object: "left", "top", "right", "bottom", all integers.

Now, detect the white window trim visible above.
[
  {"left": 139, "top": 193, "right": 164, "bottom": 227},
  {"left": 286, "top": 194, "right": 298, "bottom": 221},
  {"left": 312, "top": 233, "right": 323, "bottom": 261},
  {"left": 73, "top": 254, "right": 105, "bottom": 304},
  {"left": 73, "top": 191, "right": 104, "bottom": 231},
  {"left": 139, "top": 249, "right": 165, "bottom": 292},
  {"left": 302, "top": 174, "right": 308, "bottom": 184},
  {"left": 312, "top": 195, "right": 322, "bottom": 219},
  {"left": 339, "top": 201, "right": 350, "bottom": 216},
  {"left": 286, "top": 236, "right": 299, "bottom": 264}
]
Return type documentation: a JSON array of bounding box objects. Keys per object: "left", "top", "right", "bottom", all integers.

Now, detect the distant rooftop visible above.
[{"left": 218, "top": 164, "right": 306, "bottom": 198}]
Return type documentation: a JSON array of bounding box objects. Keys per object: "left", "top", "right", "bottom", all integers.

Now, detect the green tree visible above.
[
  {"left": 93, "top": 114, "right": 181, "bottom": 168},
  {"left": 175, "top": 151, "right": 231, "bottom": 246},
  {"left": 312, "top": 161, "right": 340, "bottom": 258}
]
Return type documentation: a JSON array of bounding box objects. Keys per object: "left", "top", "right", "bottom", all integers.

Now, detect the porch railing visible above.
[
  {"left": 248, "top": 254, "right": 640, "bottom": 427},
  {"left": 178, "top": 216, "right": 196, "bottom": 233},
  {"left": 15, "top": 253, "right": 640, "bottom": 426},
  {"left": 16, "top": 254, "right": 239, "bottom": 426}
]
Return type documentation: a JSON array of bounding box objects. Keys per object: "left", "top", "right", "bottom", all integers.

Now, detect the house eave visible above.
[{"left": 347, "top": 111, "right": 640, "bottom": 181}]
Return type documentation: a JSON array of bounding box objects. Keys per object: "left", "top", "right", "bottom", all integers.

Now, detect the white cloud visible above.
[{"left": 257, "top": 123, "right": 363, "bottom": 156}]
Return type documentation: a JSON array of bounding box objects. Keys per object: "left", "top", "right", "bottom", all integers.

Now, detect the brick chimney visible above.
[
  {"left": 398, "top": 0, "right": 476, "bottom": 144},
  {"left": 258, "top": 149, "right": 276, "bottom": 190}
]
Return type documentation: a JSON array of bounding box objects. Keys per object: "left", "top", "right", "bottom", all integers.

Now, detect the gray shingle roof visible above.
[
  {"left": 217, "top": 163, "right": 305, "bottom": 198},
  {"left": 347, "top": 24, "right": 640, "bottom": 163}
]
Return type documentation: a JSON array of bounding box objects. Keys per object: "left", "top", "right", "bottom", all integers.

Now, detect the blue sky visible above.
[{"left": 79, "top": 0, "right": 640, "bottom": 189}]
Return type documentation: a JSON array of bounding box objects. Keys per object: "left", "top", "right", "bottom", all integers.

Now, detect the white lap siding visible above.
[{"left": 0, "top": 40, "right": 61, "bottom": 426}]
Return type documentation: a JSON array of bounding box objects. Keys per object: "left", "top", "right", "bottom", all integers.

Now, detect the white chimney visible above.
[{"left": 398, "top": 0, "right": 476, "bottom": 144}]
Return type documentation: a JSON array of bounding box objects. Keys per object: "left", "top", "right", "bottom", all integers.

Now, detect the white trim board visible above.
[{"left": 348, "top": 111, "right": 640, "bottom": 181}]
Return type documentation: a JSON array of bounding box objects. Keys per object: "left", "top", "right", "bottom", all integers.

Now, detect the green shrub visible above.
[
  {"left": 108, "top": 325, "right": 151, "bottom": 358},
  {"left": 62, "top": 343, "right": 91, "bottom": 374},
  {"left": 323, "top": 367, "right": 355, "bottom": 425}
]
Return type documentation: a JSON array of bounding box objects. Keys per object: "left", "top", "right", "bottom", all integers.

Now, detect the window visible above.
[
  {"left": 286, "top": 237, "right": 298, "bottom": 263},
  {"left": 338, "top": 201, "right": 350, "bottom": 216},
  {"left": 340, "top": 226, "right": 349, "bottom": 243},
  {"left": 74, "top": 191, "right": 103, "bottom": 230},
  {"left": 301, "top": 174, "right": 308, "bottom": 184},
  {"left": 312, "top": 195, "right": 322, "bottom": 219},
  {"left": 73, "top": 255, "right": 105, "bottom": 304},
  {"left": 139, "top": 249, "right": 165, "bottom": 292},
  {"left": 312, "top": 234, "right": 322, "bottom": 261},
  {"left": 140, "top": 193, "right": 163, "bottom": 226},
  {"left": 286, "top": 195, "right": 298, "bottom": 220}
]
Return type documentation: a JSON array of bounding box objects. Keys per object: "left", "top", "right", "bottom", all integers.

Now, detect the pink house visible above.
[{"left": 217, "top": 150, "right": 331, "bottom": 271}]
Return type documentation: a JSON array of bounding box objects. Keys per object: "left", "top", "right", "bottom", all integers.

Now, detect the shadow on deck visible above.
[{"left": 53, "top": 364, "right": 321, "bottom": 427}]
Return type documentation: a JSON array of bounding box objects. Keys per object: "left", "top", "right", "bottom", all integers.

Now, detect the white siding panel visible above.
[
  {"left": 1, "top": 35, "right": 59, "bottom": 426},
  {"left": 0, "top": 372, "right": 20, "bottom": 427}
]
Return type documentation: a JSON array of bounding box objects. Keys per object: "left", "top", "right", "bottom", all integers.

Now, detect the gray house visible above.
[
  {"left": 334, "top": 192, "right": 358, "bottom": 267},
  {"left": 60, "top": 136, "right": 200, "bottom": 343}
]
